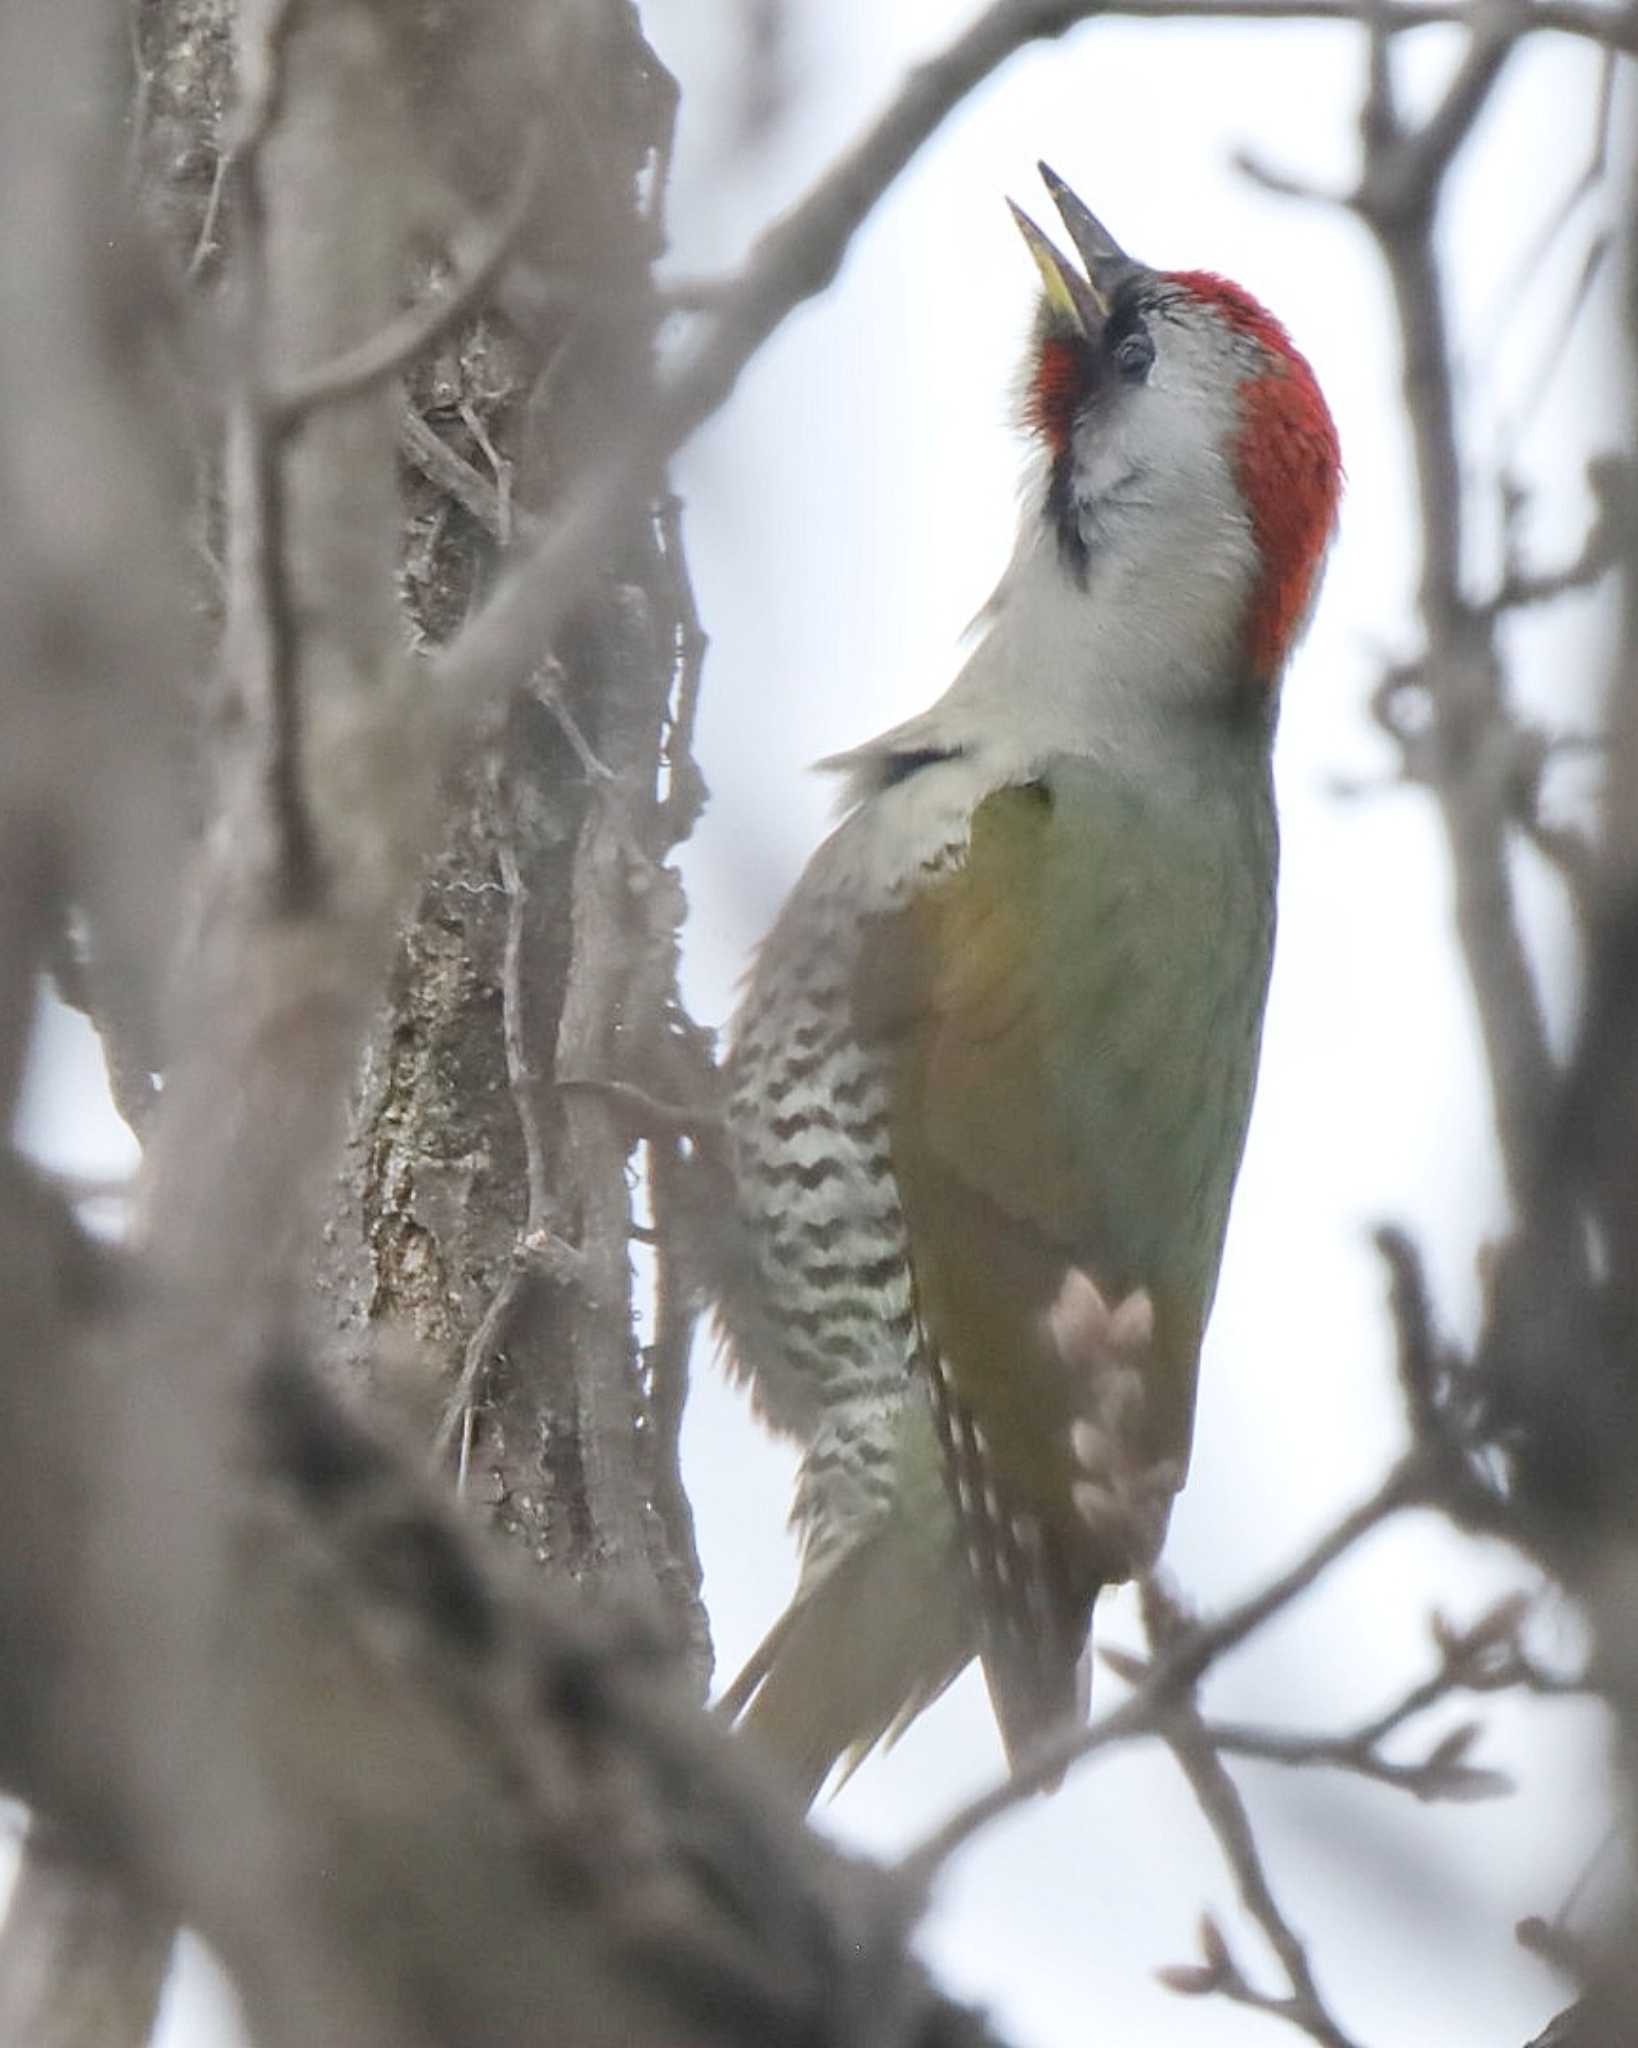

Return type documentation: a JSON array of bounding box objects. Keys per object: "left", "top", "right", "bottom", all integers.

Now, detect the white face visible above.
[
  {"left": 1063, "top": 291, "right": 1255, "bottom": 576},
  {"left": 875, "top": 279, "right": 1286, "bottom": 782},
  {"left": 1014, "top": 287, "right": 1263, "bottom": 725}
]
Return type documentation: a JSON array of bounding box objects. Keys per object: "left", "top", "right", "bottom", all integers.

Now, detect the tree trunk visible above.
[{"left": 0, "top": 6, "right": 1002, "bottom": 2045}]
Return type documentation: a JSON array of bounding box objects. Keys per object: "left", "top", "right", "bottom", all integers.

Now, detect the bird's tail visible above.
[
  {"left": 976, "top": 1558, "right": 1099, "bottom": 1792},
  {"left": 721, "top": 1507, "right": 976, "bottom": 1807}
]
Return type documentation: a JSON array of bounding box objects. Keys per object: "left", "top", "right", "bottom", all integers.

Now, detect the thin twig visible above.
[
  {"left": 237, "top": 399, "right": 318, "bottom": 909},
  {"left": 1158, "top": 1692, "right": 1363, "bottom": 2045},
  {"left": 897, "top": 1454, "right": 1430, "bottom": 1897},
  {"left": 438, "top": 0, "right": 1585, "bottom": 718},
  {"left": 430, "top": 1235, "right": 587, "bottom": 1470},
  {"left": 1401, "top": 8, "right": 1522, "bottom": 202},
  {"left": 459, "top": 399, "right": 513, "bottom": 547},
  {"left": 431, "top": 823, "right": 575, "bottom": 1474},
  {"left": 655, "top": 492, "right": 710, "bottom": 845},
  {"left": 556, "top": 1075, "right": 718, "bottom": 1141},
  {"left": 1375, "top": 1223, "right": 1447, "bottom": 1446},
  {"left": 1329, "top": 0, "right": 1556, "bottom": 1206},
  {"left": 1194, "top": 1593, "right": 1585, "bottom": 1800},
  {"left": 223, "top": 0, "right": 321, "bottom": 913},
  {"left": 552, "top": 786, "right": 659, "bottom": 1580},
  {"left": 1502, "top": 228, "right": 1613, "bottom": 454},
  {"left": 538, "top": 664, "right": 616, "bottom": 783},
  {"left": 186, "top": 147, "right": 232, "bottom": 284},
  {"left": 269, "top": 124, "right": 546, "bottom": 425},
  {"left": 433, "top": 0, "right": 1631, "bottom": 729},
  {"left": 1488, "top": 461, "right": 1623, "bottom": 615},
  {"left": 1478, "top": 46, "right": 1613, "bottom": 401},
  {"left": 433, "top": 1255, "right": 526, "bottom": 1474},
  {"left": 1206, "top": 1718, "right": 1510, "bottom": 1800},
  {"left": 498, "top": 837, "right": 554, "bottom": 1233},
  {"left": 399, "top": 404, "right": 518, "bottom": 540},
  {"left": 1373, "top": 1225, "right": 1510, "bottom": 1533},
  {"left": 645, "top": 1140, "right": 709, "bottom": 1678},
  {"left": 1111, "top": 0, "right": 1631, "bottom": 49},
  {"left": 1146, "top": 1580, "right": 1581, "bottom": 2040}
]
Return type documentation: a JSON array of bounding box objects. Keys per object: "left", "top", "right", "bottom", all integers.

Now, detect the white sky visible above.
[{"left": 7, "top": 5, "right": 1626, "bottom": 2045}]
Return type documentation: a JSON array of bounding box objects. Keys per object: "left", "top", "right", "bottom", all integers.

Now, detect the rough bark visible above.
[
  {"left": 305, "top": 0, "right": 711, "bottom": 1662},
  {"left": 0, "top": 5, "right": 995, "bottom": 2044}
]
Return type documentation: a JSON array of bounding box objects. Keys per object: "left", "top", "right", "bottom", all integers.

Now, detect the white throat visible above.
[{"left": 833, "top": 457, "right": 1262, "bottom": 811}]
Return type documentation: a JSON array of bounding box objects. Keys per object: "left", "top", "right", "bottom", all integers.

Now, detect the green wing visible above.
[{"left": 859, "top": 764, "right": 1273, "bottom": 1757}]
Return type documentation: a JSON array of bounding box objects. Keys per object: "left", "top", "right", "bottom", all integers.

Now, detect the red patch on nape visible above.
[
  {"left": 1026, "top": 335, "right": 1086, "bottom": 455},
  {"left": 1168, "top": 270, "right": 1343, "bottom": 686}
]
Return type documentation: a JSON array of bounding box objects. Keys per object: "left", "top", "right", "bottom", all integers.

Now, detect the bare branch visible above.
[
  {"left": 437, "top": 0, "right": 1112, "bottom": 711},
  {"left": 1200, "top": 1593, "right": 1584, "bottom": 1801},
  {"left": 429, "top": 1228, "right": 582, "bottom": 1475},
  {"left": 538, "top": 661, "right": 617, "bottom": 783},
  {"left": 897, "top": 1455, "right": 1429, "bottom": 1895},
  {"left": 1399, "top": 7, "right": 1522, "bottom": 205},
  {"left": 557, "top": 1075, "right": 720, "bottom": 1142},
  {"left": 429, "top": 819, "right": 586, "bottom": 1480},
  {"left": 656, "top": 491, "right": 710, "bottom": 844},
  {"left": 647, "top": 1138, "right": 711, "bottom": 1688},
  {"left": 1489, "top": 53, "right": 1616, "bottom": 455},
  {"left": 1143, "top": 1586, "right": 1585, "bottom": 2041},
  {"left": 1207, "top": 1716, "right": 1513, "bottom": 1802},
  {"left": 1296, "top": 7, "right": 1623, "bottom": 1270},
  {"left": 399, "top": 403, "right": 516, "bottom": 540},
  {"left": 1336, "top": 5, "right": 1558, "bottom": 1202},
  {"left": 1157, "top": 1714, "right": 1363, "bottom": 2045},
  {"left": 221, "top": 0, "right": 320, "bottom": 913},
  {"left": 498, "top": 835, "right": 556, "bottom": 1236},
  {"left": 1115, "top": 0, "right": 1637, "bottom": 50},
  {"left": 553, "top": 787, "right": 664, "bottom": 1585},
  {"left": 1145, "top": 1579, "right": 1364, "bottom": 2048},
  {"left": 1489, "top": 463, "right": 1623, "bottom": 615},
  {"left": 437, "top": 0, "right": 1627, "bottom": 727},
  {"left": 269, "top": 124, "right": 547, "bottom": 425},
  {"left": 1376, "top": 1225, "right": 1461, "bottom": 1447},
  {"left": 1372, "top": 1225, "right": 1530, "bottom": 1545}
]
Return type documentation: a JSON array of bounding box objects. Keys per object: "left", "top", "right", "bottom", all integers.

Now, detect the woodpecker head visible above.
[{"left": 1009, "top": 165, "right": 1341, "bottom": 696}]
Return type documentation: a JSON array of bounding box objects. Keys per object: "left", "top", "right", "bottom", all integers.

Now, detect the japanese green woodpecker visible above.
[{"left": 712, "top": 166, "right": 1341, "bottom": 1802}]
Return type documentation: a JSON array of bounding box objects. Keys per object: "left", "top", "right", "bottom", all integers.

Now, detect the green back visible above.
[{"left": 860, "top": 747, "right": 1276, "bottom": 1553}]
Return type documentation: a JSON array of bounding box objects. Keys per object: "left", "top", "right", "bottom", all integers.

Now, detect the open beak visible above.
[
  {"left": 1008, "top": 164, "right": 1142, "bottom": 337},
  {"left": 1007, "top": 199, "right": 1104, "bottom": 338}
]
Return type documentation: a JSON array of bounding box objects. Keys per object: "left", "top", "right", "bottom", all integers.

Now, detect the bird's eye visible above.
[{"left": 1113, "top": 329, "right": 1154, "bottom": 382}]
